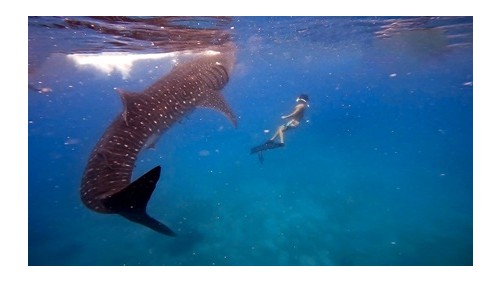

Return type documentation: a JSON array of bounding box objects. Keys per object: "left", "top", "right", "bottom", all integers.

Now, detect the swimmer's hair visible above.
[{"left": 297, "top": 94, "right": 309, "bottom": 102}]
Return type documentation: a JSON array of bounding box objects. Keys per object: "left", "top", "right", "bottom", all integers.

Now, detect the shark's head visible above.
[
  {"left": 215, "top": 42, "right": 236, "bottom": 73},
  {"left": 200, "top": 42, "right": 236, "bottom": 74}
]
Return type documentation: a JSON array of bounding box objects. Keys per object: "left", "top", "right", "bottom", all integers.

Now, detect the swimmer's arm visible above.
[{"left": 281, "top": 104, "right": 304, "bottom": 119}]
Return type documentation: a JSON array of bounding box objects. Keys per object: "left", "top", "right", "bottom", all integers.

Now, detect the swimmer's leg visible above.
[
  {"left": 270, "top": 125, "right": 286, "bottom": 142},
  {"left": 278, "top": 127, "right": 285, "bottom": 144}
]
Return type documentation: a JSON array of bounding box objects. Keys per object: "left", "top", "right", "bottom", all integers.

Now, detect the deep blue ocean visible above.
[{"left": 28, "top": 16, "right": 472, "bottom": 266}]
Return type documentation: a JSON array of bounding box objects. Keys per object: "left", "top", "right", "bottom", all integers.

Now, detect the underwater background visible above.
[{"left": 28, "top": 16, "right": 472, "bottom": 266}]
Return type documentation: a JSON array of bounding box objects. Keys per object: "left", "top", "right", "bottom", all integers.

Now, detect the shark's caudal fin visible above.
[{"left": 102, "top": 166, "right": 176, "bottom": 237}]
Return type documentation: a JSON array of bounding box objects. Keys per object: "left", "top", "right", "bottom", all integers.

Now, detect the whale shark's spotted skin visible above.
[{"left": 80, "top": 46, "right": 236, "bottom": 236}]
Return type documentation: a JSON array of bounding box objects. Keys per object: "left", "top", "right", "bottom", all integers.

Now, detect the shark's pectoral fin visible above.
[
  {"left": 116, "top": 88, "right": 140, "bottom": 126},
  {"left": 101, "top": 165, "right": 176, "bottom": 237},
  {"left": 198, "top": 91, "right": 238, "bottom": 127}
]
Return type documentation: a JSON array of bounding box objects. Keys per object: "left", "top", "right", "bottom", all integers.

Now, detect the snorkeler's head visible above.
[{"left": 296, "top": 94, "right": 309, "bottom": 103}]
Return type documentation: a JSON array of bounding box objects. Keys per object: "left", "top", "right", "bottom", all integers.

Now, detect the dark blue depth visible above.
[{"left": 28, "top": 16, "right": 473, "bottom": 266}]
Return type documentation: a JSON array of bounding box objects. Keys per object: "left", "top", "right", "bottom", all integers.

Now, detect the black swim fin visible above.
[
  {"left": 102, "top": 166, "right": 176, "bottom": 237},
  {"left": 250, "top": 140, "right": 285, "bottom": 154},
  {"left": 258, "top": 151, "right": 264, "bottom": 164}
]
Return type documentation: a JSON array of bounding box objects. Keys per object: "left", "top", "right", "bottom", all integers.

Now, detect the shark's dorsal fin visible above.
[
  {"left": 116, "top": 88, "right": 139, "bottom": 126},
  {"left": 198, "top": 91, "right": 238, "bottom": 127}
]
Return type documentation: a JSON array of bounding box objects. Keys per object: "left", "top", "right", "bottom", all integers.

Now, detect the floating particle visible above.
[
  {"left": 64, "top": 138, "right": 81, "bottom": 145},
  {"left": 198, "top": 150, "right": 210, "bottom": 157}
]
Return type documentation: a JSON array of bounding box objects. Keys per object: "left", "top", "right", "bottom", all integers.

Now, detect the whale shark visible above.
[{"left": 80, "top": 44, "right": 237, "bottom": 236}]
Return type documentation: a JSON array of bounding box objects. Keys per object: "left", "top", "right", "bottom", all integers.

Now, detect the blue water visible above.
[{"left": 28, "top": 17, "right": 473, "bottom": 266}]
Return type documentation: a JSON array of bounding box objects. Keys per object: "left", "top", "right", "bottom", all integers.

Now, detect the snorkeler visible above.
[
  {"left": 269, "top": 93, "right": 309, "bottom": 145},
  {"left": 250, "top": 94, "right": 309, "bottom": 161}
]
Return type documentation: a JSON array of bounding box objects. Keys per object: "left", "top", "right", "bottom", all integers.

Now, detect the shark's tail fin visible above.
[
  {"left": 118, "top": 208, "right": 176, "bottom": 237},
  {"left": 102, "top": 166, "right": 176, "bottom": 237}
]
